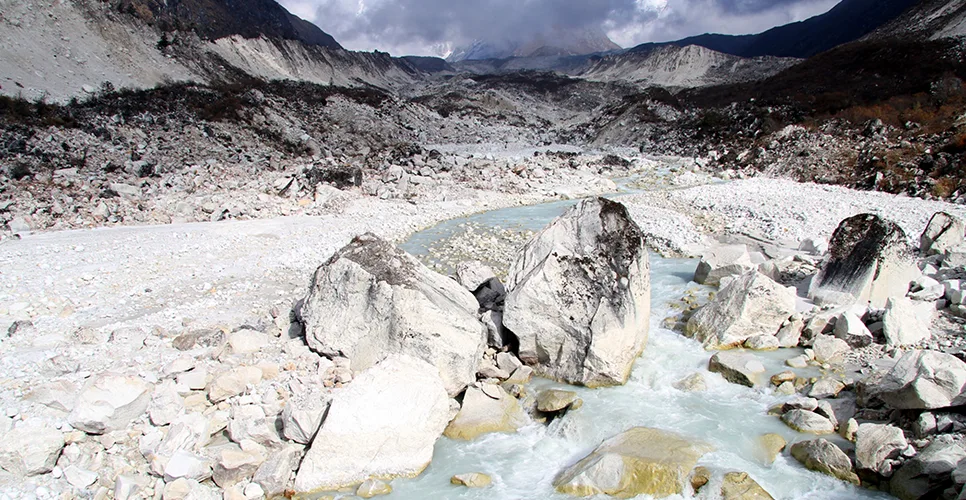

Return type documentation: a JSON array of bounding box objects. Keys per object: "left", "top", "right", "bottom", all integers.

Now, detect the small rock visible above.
[
  {"left": 357, "top": 478, "right": 392, "bottom": 498},
  {"left": 709, "top": 351, "right": 766, "bottom": 387},
  {"left": 450, "top": 472, "right": 492, "bottom": 488}
]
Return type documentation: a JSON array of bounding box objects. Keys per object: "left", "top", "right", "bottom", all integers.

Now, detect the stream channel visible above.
[{"left": 385, "top": 190, "right": 891, "bottom": 500}]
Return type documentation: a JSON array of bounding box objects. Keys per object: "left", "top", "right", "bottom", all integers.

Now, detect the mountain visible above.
[
  {"left": 0, "top": 0, "right": 422, "bottom": 101},
  {"left": 869, "top": 0, "right": 966, "bottom": 39},
  {"left": 118, "top": 0, "right": 342, "bottom": 49},
  {"left": 447, "top": 27, "right": 621, "bottom": 62},
  {"left": 633, "top": 0, "right": 919, "bottom": 58}
]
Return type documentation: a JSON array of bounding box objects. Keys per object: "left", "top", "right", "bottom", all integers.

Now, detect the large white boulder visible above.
[
  {"left": 503, "top": 198, "right": 650, "bottom": 387},
  {"left": 293, "top": 355, "right": 451, "bottom": 493},
  {"left": 552, "top": 427, "right": 713, "bottom": 498},
  {"left": 808, "top": 214, "right": 919, "bottom": 308},
  {"left": 444, "top": 384, "right": 528, "bottom": 440},
  {"left": 920, "top": 212, "right": 965, "bottom": 256},
  {"left": 300, "top": 233, "right": 486, "bottom": 396},
  {"left": 68, "top": 374, "right": 153, "bottom": 434},
  {"left": 869, "top": 350, "right": 966, "bottom": 409},
  {"left": 855, "top": 423, "right": 908, "bottom": 474},
  {"left": 686, "top": 271, "right": 795, "bottom": 349},
  {"left": 0, "top": 421, "right": 64, "bottom": 476},
  {"left": 882, "top": 297, "right": 931, "bottom": 347},
  {"left": 693, "top": 244, "right": 756, "bottom": 286}
]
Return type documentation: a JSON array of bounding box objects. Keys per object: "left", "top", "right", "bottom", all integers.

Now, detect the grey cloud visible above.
[{"left": 288, "top": 0, "right": 839, "bottom": 55}]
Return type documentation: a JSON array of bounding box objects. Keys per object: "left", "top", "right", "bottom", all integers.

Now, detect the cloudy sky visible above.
[{"left": 279, "top": 0, "right": 841, "bottom": 57}]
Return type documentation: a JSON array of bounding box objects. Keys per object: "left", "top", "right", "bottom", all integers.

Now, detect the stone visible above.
[
  {"left": 883, "top": 297, "right": 931, "bottom": 347},
  {"left": 64, "top": 465, "right": 97, "bottom": 488},
  {"left": 869, "top": 350, "right": 966, "bottom": 409},
  {"left": 776, "top": 316, "right": 805, "bottom": 348},
  {"left": 759, "top": 434, "right": 786, "bottom": 465},
  {"left": 227, "top": 405, "right": 281, "bottom": 446},
  {"left": 357, "top": 478, "right": 392, "bottom": 498},
  {"left": 770, "top": 371, "right": 795, "bottom": 386},
  {"left": 455, "top": 260, "right": 496, "bottom": 290},
  {"left": 693, "top": 244, "right": 756, "bottom": 286},
  {"left": 243, "top": 483, "right": 264, "bottom": 499},
  {"left": 781, "top": 409, "right": 835, "bottom": 434},
  {"left": 833, "top": 312, "right": 873, "bottom": 348},
  {"left": 790, "top": 439, "right": 859, "bottom": 485},
  {"left": 913, "top": 412, "right": 937, "bottom": 438},
  {"left": 163, "top": 450, "right": 212, "bottom": 483},
  {"left": 686, "top": 272, "right": 795, "bottom": 349},
  {"left": 0, "top": 421, "right": 64, "bottom": 476},
  {"left": 300, "top": 233, "right": 485, "bottom": 396},
  {"left": 150, "top": 413, "right": 209, "bottom": 475},
  {"left": 281, "top": 390, "right": 330, "bottom": 445},
  {"left": 809, "top": 378, "right": 846, "bottom": 399},
  {"left": 472, "top": 277, "right": 507, "bottom": 313},
  {"left": 552, "top": 427, "right": 713, "bottom": 498},
  {"left": 207, "top": 366, "right": 262, "bottom": 403},
  {"left": 691, "top": 466, "right": 712, "bottom": 492},
  {"left": 444, "top": 385, "right": 528, "bottom": 440},
  {"left": 674, "top": 373, "right": 707, "bottom": 392},
  {"left": 536, "top": 389, "right": 580, "bottom": 413},
  {"left": 808, "top": 214, "right": 919, "bottom": 308},
  {"left": 782, "top": 397, "right": 819, "bottom": 413},
  {"left": 496, "top": 352, "right": 523, "bottom": 374},
  {"left": 212, "top": 445, "right": 265, "bottom": 488},
  {"left": 451, "top": 472, "right": 492, "bottom": 488},
  {"left": 920, "top": 212, "right": 964, "bottom": 256},
  {"left": 744, "top": 335, "right": 780, "bottom": 351},
  {"left": 505, "top": 366, "right": 533, "bottom": 384},
  {"left": 23, "top": 380, "right": 78, "bottom": 412},
  {"left": 811, "top": 335, "right": 850, "bottom": 365},
  {"left": 855, "top": 423, "right": 908, "bottom": 474},
  {"left": 708, "top": 351, "right": 766, "bottom": 387},
  {"left": 253, "top": 444, "right": 302, "bottom": 497},
  {"left": 786, "top": 355, "right": 809, "bottom": 368},
  {"left": 503, "top": 198, "right": 650, "bottom": 388},
  {"left": 227, "top": 329, "right": 269, "bottom": 354},
  {"left": 720, "top": 471, "right": 774, "bottom": 500},
  {"left": 841, "top": 418, "right": 859, "bottom": 441},
  {"left": 68, "top": 374, "right": 153, "bottom": 434},
  {"left": 293, "top": 355, "right": 451, "bottom": 492},
  {"left": 148, "top": 382, "right": 183, "bottom": 427},
  {"left": 890, "top": 437, "right": 966, "bottom": 500},
  {"left": 114, "top": 474, "right": 150, "bottom": 500}
]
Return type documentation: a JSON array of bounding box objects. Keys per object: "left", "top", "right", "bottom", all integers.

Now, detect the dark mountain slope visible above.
[{"left": 633, "top": 0, "right": 918, "bottom": 58}]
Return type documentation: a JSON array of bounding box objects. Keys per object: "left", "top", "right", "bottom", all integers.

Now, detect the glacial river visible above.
[{"left": 389, "top": 197, "right": 891, "bottom": 500}]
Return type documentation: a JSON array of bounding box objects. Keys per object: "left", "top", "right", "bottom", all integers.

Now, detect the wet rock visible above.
[
  {"left": 833, "top": 312, "right": 873, "bottom": 348},
  {"left": 504, "top": 198, "right": 650, "bottom": 387},
  {"left": 708, "top": 351, "right": 766, "bottom": 387},
  {"left": 300, "top": 233, "right": 485, "bottom": 396},
  {"left": 812, "top": 335, "right": 850, "bottom": 365},
  {"left": 808, "top": 378, "right": 846, "bottom": 399},
  {"left": 790, "top": 439, "right": 860, "bottom": 485},
  {"left": 691, "top": 466, "right": 712, "bottom": 492},
  {"left": 693, "top": 244, "right": 756, "bottom": 286},
  {"left": 686, "top": 272, "right": 795, "bottom": 349},
  {"left": 855, "top": 423, "right": 908, "bottom": 475},
  {"left": 536, "top": 389, "right": 581, "bottom": 413},
  {"left": 782, "top": 409, "right": 835, "bottom": 434},
  {"left": 759, "top": 434, "right": 786, "bottom": 465},
  {"left": 68, "top": 373, "right": 153, "bottom": 434},
  {"left": 808, "top": 214, "right": 919, "bottom": 308},
  {"left": 883, "top": 297, "right": 931, "bottom": 347},
  {"left": 720, "top": 471, "right": 774, "bottom": 500},
  {"left": 294, "top": 355, "right": 450, "bottom": 492},
  {"left": 357, "top": 478, "right": 392, "bottom": 498},
  {"left": 867, "top": 350, "right": 966, "bottom": 409},
  {"left": 890, "top": 436, "right": 966, "bottom": 500},
  {"left": 552, "top": 427, "right": 713, "bottom": 498},
  {"left": 674, "top": 373, "right": 707, "bottom": 392},
  {"left": 920, "top": 212, "right": 964, "bottom": 256},
  {"left": 444, "top": 384, "right": 528, "bottom": 440},
  {"left": 451, "top": 472, "right": 492, "bottom": 488},
  {"left": 0, "top": 421, "right": 64, "bottom": 476}
]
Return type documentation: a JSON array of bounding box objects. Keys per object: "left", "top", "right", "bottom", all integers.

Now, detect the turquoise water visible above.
[{"left": 384, "top": 201, "right": 890, "bottom": 500}]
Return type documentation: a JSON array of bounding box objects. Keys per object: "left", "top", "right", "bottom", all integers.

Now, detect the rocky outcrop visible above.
[
  {"left": 685, "top": 271, "right": 795, "bottom": 349},
  {"left": 504, "top": 198, "right": 650, "bottom": 387},
  {"left": 920, "top": 212, "right": 964, "bottom": 256},
  {"left": 693, "top": 244, "right": 756, "bottom": 286},
  {"left": 866, "top": 350, "right": 966, "bottom": 409},
  {"left": 300, "top": 233, "right": 486, "bottom": 396},
  {"left": 890, "top": 436, "right": 966, "bottom": 500},
  {"left": 552, "top": 427, "right": 713, "bottom": 498},
  {"left": 293, "top": 355, "right": 451, "bottom": 493},
  {"left": 444, "top": 384, "right": 528, "bottom": 440},
  {"left": 708, "top": 351, "right": 766, "bottom": 387},
  {"left": 808, "top": 214, "right": 919, "bottom": 308},
  {"left": 790, "top": 439, "right": 860, "bottom": 485}
]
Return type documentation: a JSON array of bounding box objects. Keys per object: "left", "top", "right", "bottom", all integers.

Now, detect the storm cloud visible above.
[{"left": 279, "top": 0, "right": 840, "bottom": 56}]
